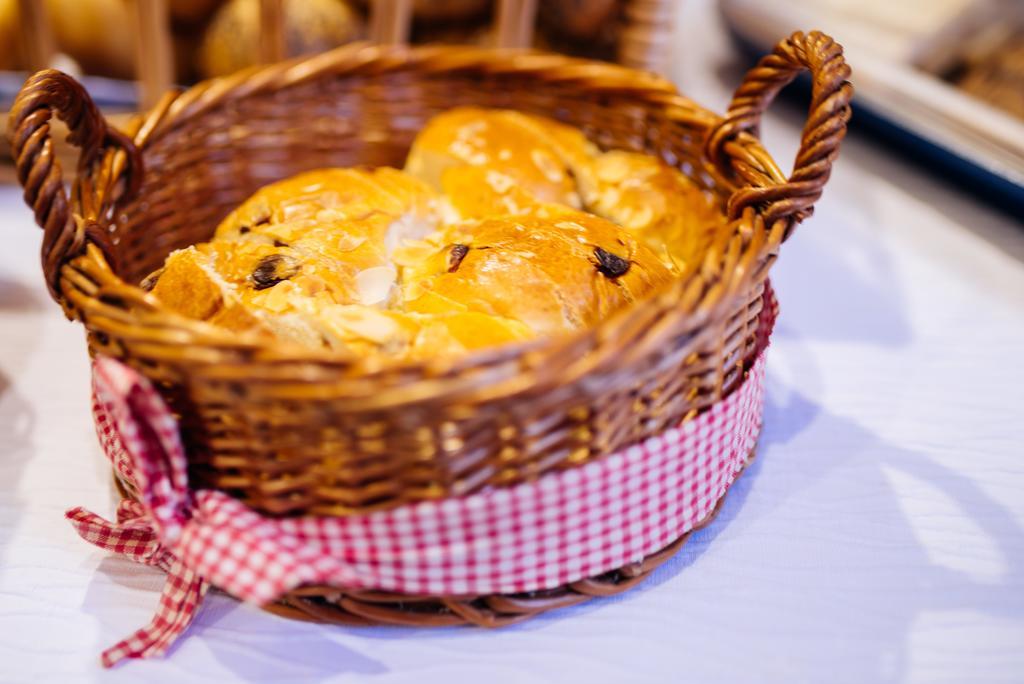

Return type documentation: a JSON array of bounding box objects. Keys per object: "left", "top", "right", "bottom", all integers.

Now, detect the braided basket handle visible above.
[
  {"left": 6, "top": 69, "right": 141, "bottom": 301},
  {"left": 706, "top": 31, "right": 853, "bottom": 235}
]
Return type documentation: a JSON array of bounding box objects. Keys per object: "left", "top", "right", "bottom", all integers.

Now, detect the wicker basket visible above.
[{"left": 7, "top": 30, "right": 851, "bottom": 627}]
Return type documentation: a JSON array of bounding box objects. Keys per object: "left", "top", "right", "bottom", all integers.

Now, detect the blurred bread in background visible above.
[
  {"left": 351, "top": 0, "right": 490, "bottom": 23},
  {"left": 0, "top": 0, "right": 136, "bottom": 78},
  {"left": 47, "top": 0, "right": 136, "bottom": 78},
  {"left": 949, "top": 27, "right": 1024, "bottom": 121},
  {"left": 198, "top": 0, "right": 363, "bottom": 78},
  {"left": 170, "top": 0, "right": 222, "bottom": 24},
  {"left": 539, "top": 0, "right": 619, "bottom": 41},
  {"left": 1, "top": 0, "right": 636, "bottom": 86},
  {"left": 538, "top": 0, "right": 621, "bottom": 62},
  {"left": 0, "top": 0, "right": 18, "bottom": 71}
]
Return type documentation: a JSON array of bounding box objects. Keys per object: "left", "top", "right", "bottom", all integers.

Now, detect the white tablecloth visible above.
[{"left": 2, "top": 2, "right": 1023, "bottom": 682}]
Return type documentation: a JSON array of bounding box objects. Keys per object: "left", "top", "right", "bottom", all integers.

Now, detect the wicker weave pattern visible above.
[{"left": 8, "top": 33, "right": 851, "bottom": 520}]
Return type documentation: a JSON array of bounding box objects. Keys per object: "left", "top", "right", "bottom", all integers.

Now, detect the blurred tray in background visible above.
[{"left": 720, "top": 0, "right": 1024, "bottom": 212}]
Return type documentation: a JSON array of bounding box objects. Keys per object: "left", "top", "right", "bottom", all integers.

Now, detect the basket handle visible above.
[
  {"left": 6, "top": 69, "right": 141, "bottom": 301},
  {"left": 705, "top": 31, "right": 852, "bottom": 235}
]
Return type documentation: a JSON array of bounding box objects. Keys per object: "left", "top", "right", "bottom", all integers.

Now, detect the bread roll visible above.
[
  {"left": 399, "top": 211, "right": 672, "bottom": 336},
  {"left": 406, "top": 107, "right": 722, "bottom": 267},
  {"left": 573, "top": 151, "right": 721, "bottom": 270},
  {"left": 151, "top": 168, "right": 439, "bottom": 352},
  {"left": 198, "top": 0, "right": 363, "bottom": 78},
  {"left": 405, "top": 107, "right": 595, "bottom": 213}
]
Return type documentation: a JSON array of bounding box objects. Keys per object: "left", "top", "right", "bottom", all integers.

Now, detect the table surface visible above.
[{"left": 3, "top": 2, "right": 1024, "bottom": 683}]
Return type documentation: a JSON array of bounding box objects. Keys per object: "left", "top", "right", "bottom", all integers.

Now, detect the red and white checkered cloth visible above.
[{"left": 67, "top": 289, "right": 777, "bottom": 667}]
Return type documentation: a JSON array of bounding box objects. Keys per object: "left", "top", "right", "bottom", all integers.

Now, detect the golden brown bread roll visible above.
[
  {"left": 406, "top": 107, "right": 721, "bottom": 268},
  {"left": 214, "top": 167, "right": 438, "bottom": 243},
  {"left": 436, "top": 165, "right": 552, "bottom": 220},
  {"left": 573, "top": 150, "right": 721, "bottom": 270},
  {"left": 153, "top": 168, "right": 439, "bottom": 353},
  {"left": 398, "top": 211, "right": 671, "bottom": 336},
  {"left": 405, "top": 107, "right": 595, "bottom": 213}
]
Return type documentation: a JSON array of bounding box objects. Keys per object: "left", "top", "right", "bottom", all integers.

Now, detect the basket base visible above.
[{"left": 257, "top": 445, "right": 759, "bottom": 629}]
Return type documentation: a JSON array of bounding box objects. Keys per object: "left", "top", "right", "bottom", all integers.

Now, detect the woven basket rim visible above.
[{"left": 148, "top": 42, "right": 705, "bottom": 140}]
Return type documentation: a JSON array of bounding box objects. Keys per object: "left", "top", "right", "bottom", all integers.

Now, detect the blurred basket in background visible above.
[{"left": 0, "top": 0, "right": 679, "bottom": 174}]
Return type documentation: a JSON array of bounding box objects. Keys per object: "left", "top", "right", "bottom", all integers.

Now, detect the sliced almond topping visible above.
[
  {"left": 315, "top": 208, "right": 348, "bottom": 223},
  {"left": 484, "top": 170, "right": 515, "bottom": 194},
  {"left": 323, "top": 306, "right": 403, "bottom": 344},
  {"left": 531, "top": 148, "right": 565, "bottom": 183},
  {"left": 355, "top": 265, "right": 398, "bottom": 306},
  {"left": 258, "top": 280, "right": 295, "bottom": 312},
  {"left": 555, "top": 221, "right": 587, "bottom": 233},
  {"left": 594, "top": 153, "right": 631, "bottom": 184},
  {"left": 384, "top": 213, "right": 437, "bottom": 256}
]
